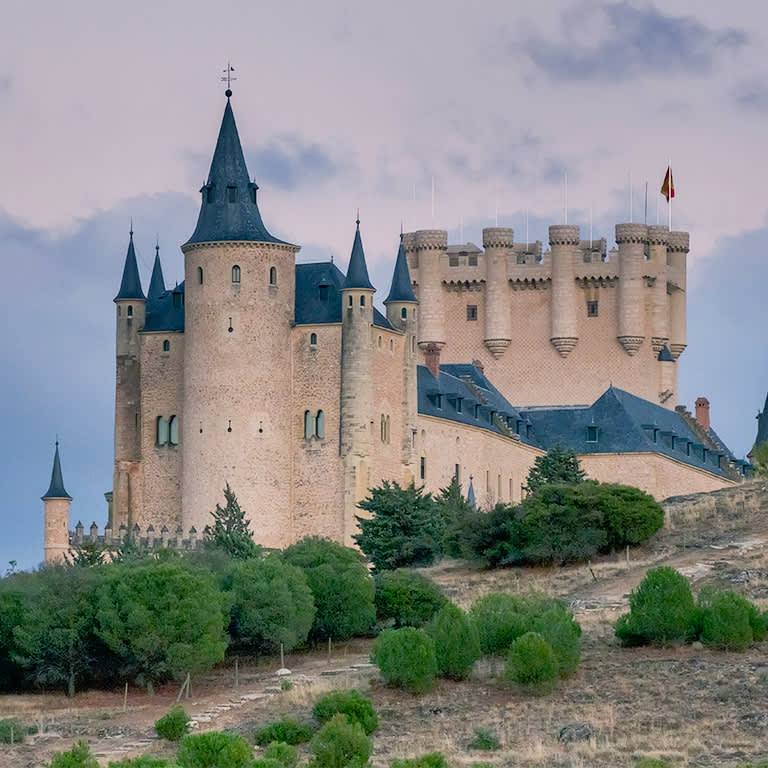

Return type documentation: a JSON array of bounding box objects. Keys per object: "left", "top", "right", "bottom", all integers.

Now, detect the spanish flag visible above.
[{"left": 661, "top": 166, "right": 675, "bottom": 202}]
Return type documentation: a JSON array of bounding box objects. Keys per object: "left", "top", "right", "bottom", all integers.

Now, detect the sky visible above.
[{"left": 2, "top": 0, "right": 768, "bottom": 569}]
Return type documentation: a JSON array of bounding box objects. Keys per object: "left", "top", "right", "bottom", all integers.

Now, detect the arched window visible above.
[
  {"left": 310, "top": 332, "right": 318, "bottom": 346},
  {"left": 163, "top": 339, "right": 170, "bottom": 352},
  {"left": 127, "top": 305, "right": 133, "bottom": 317},
  {"left": 156, "top": 416, "right": 169, "bottom": 446},
  {"left": 316, "top": 410, "right": 325, "bottom": 439},
  {"left": 269, "top": 266, "right": 277, "bottom": 285},
  {"left": 232, "top": 265, "right": 241, "bottom": 284},
  {"left": 401, "top": 307, "right": 407, "bottom": 319},
  {"left": 169, "top": 415, "right": 179, "bottom": 445},
  {"left": 304, "top": 410, "right": 314, "bottom": 440},
  {"left": 360, "top": 295, "right": 366, "bottom": 307},
  {"left": 197, "top": 266, "right": 204, "bottom": 285},
  {"left": 348, "top": 295, "right": 353, "bottom": 308}
]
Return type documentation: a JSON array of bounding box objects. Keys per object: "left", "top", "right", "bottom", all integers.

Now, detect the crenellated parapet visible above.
[
  {"left": 415, "top": 229, "right": 448, "bottom": 251},
  {"left": 548, "top": 225, "right": 580, "bottom": 246},
  {"left": 615, "top": 223, "right": 648, "bottom": 244},
  {"left": 646, "top": 225, "right": 669, "bottom": 246},
  {"left": 70, "top": 521, "right": 203, "bottom": 553},
  {"left": 667, "top": 231, "right": 690, "bottom": 253},
  {"left": 482, "top": 227, "right": 515, "bottom": 249}
]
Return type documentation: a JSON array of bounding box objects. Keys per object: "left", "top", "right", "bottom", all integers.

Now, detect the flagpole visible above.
[
  {"left": 431, "top": 176, "right": 435, "bottom": 222},
  {"left": 525, "top": 208, "right": 529, "bottom": 249},
  {"left": 564, "top": 171, "right": 568, "bottom": 225},
  {"left": 629, "top": 170, "right": 633, "bottom": 223},
  {"left": 589, "top": 204, "right": 593, "bottom": 249},
  {"left": 668, "top": 157, "right": 672, "bottom": 231},
  {"left": 644, "top": 181, "right": 648, "bottom": 225}
]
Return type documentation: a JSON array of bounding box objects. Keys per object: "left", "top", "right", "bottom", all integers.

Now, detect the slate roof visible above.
[
  {"left": 143, "top": 282, "right": 185, "bottom": 332},
  {"left": 114, "top": 232, "right": 145, "bottom": 301},
  {"left": 185, "top": 98, "right": 290, "bottom": 246},
  {"left": 385, "top": 237, "right": 417, "bottom": 303},
  {"left": 341, "top": 221, "right": 375, "bottom": 291},
  {"left": 147, "top": 247, "right": 166, "bottom": 301},
  {"left": 42, "top": 442, "right": 71, "bottom": 500},
  {"left": 753, "top": 392, "right": 768, "bottom": 451}
]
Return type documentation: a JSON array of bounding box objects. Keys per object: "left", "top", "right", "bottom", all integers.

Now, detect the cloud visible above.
[
  {"left": 525, "top": 3, "right": 747, "bottom": 82},
  {"left": 735, "top": 82, "right": 768, "bottom": 112}
]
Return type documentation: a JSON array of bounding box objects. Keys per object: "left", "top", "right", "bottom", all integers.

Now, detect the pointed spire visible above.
[
  {"left": 185, "top": 96, "right": 286, "bottom": 246},
  {"left": 42, "top": 441, "right": 71, "bottom": 500},
  {"left": 467, "top": 476, "right": 476, "bottom": 510},
  {"left": 114, "top": 229, "right": 145, "bottom": 302},
  {"left": 147, "top": 241, "right": 166, "bottom": 301},
  {"left": 342, "top": 216, "right": 375, "bottom": 291},
  {"left": 657, "top": 345, "right": 675, "bottom": 362},
  {"left": 385, "top": 233, "right": 417, "bottom": 303}
]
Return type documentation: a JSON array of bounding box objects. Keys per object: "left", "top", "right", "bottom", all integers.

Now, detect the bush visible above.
[
  {"left": 355, "top": 482, "right": 443, "bottom": 570},
  {"left": 155, "top": 705, "right": 190, "bottom": 741},
  {"left": 263, "top": 741, "right": 299, "bottom": 768},
  {"left": 469, "top": 593, "right": 535, "bottom": 655},
  {"left": 253, "top": 761, "right": 284, "bottom": 768},
  {"left": 438, "top": 476, "right": 481, "bottom": 560},
  {"left": 524, "top": 446, "right": 586, "bottom": 495},
  {"left": 505, "top": 632, "right": 559, "bottom": 686},
  {"left": 371, "top": 627, "right": 437, "bottom": 694},
  {"left": 255, "top": 718, "right": 314, "bottom": 746},
  {"left": 0, "top": 717, "right": 25, "bottom": 744},
  {"left": 109, "top": 758, "right": 178, "bottom": 767},
  {"left": 374, "top": 570, "right": 447, "bottom": 628},
  {"left": 390, "top": 753, "right": 450, "bottom": 768},
  {"left": 530, "top": 604, "right": 582, "bottom": 677},
  {"left": 177, "top": 731, "right": 254, "bottom": 768},
  {"left": 47, "top": 741, "right": 100, "bottom": 768},
  {"left": 230, "top": 554, "right": 316, "bottom": 652},
  {"left": 616, "top": 567, "right": 697, "bottom": 646},
  {"left": 309, "top": 714, "right": 372, "bottom": 768},
  {"left": 467, "top": 727, "right": 500, "bottom": 750},
  {"left": 635, "top": 761, "right": 675, "bottom": 768},
  {"left": 589, "top": 483, "right": 664, "bottom": 549},
  {"left": 313, "top": 689, "right": 378, "bottom": 734},
  {"left": 425, "top": 603, "right": 480, "bottom": 680},
  {"left": 282, "top": 537, "right": 375, "bottom": 642},
  {"left": 698, "top": 588, "right": 758, "bottom": 651}
]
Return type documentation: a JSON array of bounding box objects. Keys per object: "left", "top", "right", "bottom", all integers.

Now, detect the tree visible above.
[
  {"left": 425, "top": 603, "right": 480, "bottom": 680},
  {"left": 751, "top": 442, "right": 768, "bottom": 474},
  {"left": 374, "top": 569, "right": 447, "bottom": 628},
  {"left": 524, "top": 446, "right": 585, "bottom": 495},
  {"left": 229, "top": 554, "right": 315, "bottom": 652},
  {"left": 282, "top": 538, "right": 375, "bottom": 642},
  {"left": 435, "top": 476, "right": 480, "bottom": 559},
  {"left": 66, "top": 541, "right": 106, "bottom": 568},
  {"left": 354, "top": 481, "right": 442, "bottom": 571},
  {"left": 203, "top": 483, "right": 260, "bottom": 560},
  {"left": 95, "top": 561, "right": 228, "bottom": 692}
]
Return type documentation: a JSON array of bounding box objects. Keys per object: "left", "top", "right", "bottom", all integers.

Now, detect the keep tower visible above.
[
  {"left": 180, "top": 91, "right": 300, "bottom": 543},
  {"left": 42, "top": 441, "right": 72, "bottom": 564}
]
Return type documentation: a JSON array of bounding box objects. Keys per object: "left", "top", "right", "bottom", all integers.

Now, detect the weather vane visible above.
[{"left": 221, "top": 62, "right": 236, "bottom": 96}]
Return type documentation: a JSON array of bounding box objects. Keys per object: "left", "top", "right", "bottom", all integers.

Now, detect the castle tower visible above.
[
  {"left": 549, "top": 224, "right": 580, "bottom": 358},
  {"left": 42, "top": 441, "right": 72, "bottom": 564},
  {"left": 616, "top": 223, "right": 648, "bottom": 355},
  {"left": 180, "top": 91, "right": 300, "bottom": 544},
  {"left": 340, "top": 219, "right": 375, "bottom": 544},
  {"left": 646, "top": 226, "right": 670, "bottom": 354},
  {"left": 667, "top": 231, "right": 689, "bottom": 360},
  {"left": 408, "top": 229, "right": 447, "bottom": 376},
  {"left": 658, "top": 345, "right": 676, "bottom": 404},
  {"left": 147, "top": 243, "right": 166, "bottom": 301},
  {"left": 384, "top": 234, "right": 419, "bottom": 471},
  {"left": 113, "top": 229, "right": 146, "bottom": 529},
  {"left": 482, "top": 227, "right": 514, "bottom": 358}
]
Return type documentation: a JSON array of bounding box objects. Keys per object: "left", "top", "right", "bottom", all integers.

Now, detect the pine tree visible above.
[
  {"left": 203, "top": 484, "right": 260, "bottom": 559},
  {"left": 524, "top": 446, "right": 586, "bottom": 496}
]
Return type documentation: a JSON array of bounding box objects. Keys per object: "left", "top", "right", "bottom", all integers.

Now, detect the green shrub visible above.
[
  {"left": 425, "top": 603, "right": 480, "bottom": 680},
  {"left": 253, "top": 760, "right": 284, "bottom": 768},
  {"left": 374, "top": 570, "right": 447, "bottom": 628},
  {"left": 0, "top": 717, "right": 25, "bottom": 744},
  {"left": 589, "top": 483, "right": 664, "bottom": 549},
  {"left": 467, "top": 726, "right": 500, "bottom": 750},
  {"left": 309, "top": 714, "right": 372, "bottom": 768},
  {"left": 438, "top": 476, "right": 482, "bottom": 560},
  {"left": 155, "top": 705, "right": 190, "bottom": 741},
  {"left": 230, "top": 554, "right": 315, "bottom": 652},
  {"left": 469, "top": 593, "right": 530, "bottom": 655},
  {"left": 177, "top": 731, "right": 254, "bottom": 768},
  {"left": 371, "top": 627, "right": 437, "bottom": 694},
  {"left": 505, "top": 632, "right": 559, "bottom": 686},
  {"left": 263, "top": 741, "right": 299, "bottom": 768},
  {"left": 390, "top": 752, "right": 450, "bottom": 768},
  {"left": 635, "top": 760, "right": 675, "bottom": 768},
  {"left": 255, "top": 718, "right": 314, "bottom": 746},
  {"left": 282, "top": 537, "right": 375, "bottom": 642},
  {"left": 698, "top": 588, "right": 756, "bottom": 651},
  {"left": 530, "top": 605, "right": 582, "bottom": 677},
  {"left": 748, "top": 606, "right": 768, "bottom": 642},
  {"left": 313, "top": 689, "right": 378, "bottom": 734},
  {"left": 47, "top": 741, "right": 100, "bottom": 768},
  {"left": 616, "top": 567, "right": 697, "bottom": 647},
  {"left": 109, "top": 757, "right": 178, "bottom": 767}
]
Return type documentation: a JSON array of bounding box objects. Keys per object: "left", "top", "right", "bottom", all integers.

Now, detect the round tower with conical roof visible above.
[
  {"left": 43, "top": 441, "right": 72, "bottom": 564},
  {"left": 180, "top": 91, "right": 300, "bottom": 544}
]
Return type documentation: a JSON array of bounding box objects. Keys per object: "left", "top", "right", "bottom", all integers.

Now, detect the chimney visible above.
[
  {"left": 695, "top": 397, "right": 710, "bottom": 431},
  {"left": 424, "top": 344, "right": 441, "bottom": 379}
]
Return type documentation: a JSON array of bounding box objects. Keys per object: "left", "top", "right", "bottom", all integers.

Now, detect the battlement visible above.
[{"left": 70, "top": 521, "right": 203, "bottom": 552}]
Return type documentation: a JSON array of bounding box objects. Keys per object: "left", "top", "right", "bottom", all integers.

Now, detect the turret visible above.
[
  {"left": 646, "top": 226, "right": 670, "bottom": 354},
  {"left": 408, "top": 229, "right": 447, "bottom": 376},
  {"left": 42, "top": 441, "right": 72, "bottom": 564},
  {"left": 340, "top": 219, "right": 375, "bottom": 544},
  {"left": 616, "top": 223, "right": 648, "bottom": 355},
  {"left": 482, "top": 227, "right": 513, "bottom": 358},
  {"left": 549, "top": 225, "right": 580, "bottom": 357},
  {"left": 180, "top": 89, "right": 300, "bottom": 545},
  {"left": 667, "top": 231, "right": 689, "bottom": 359},
  {"left": 147, "top": 243, "right": 166, "bottom": 301},
  {"left": 385, "top": 235, "right": 419, "bottom": 468},
  {"left": 113, "top": 229, "right": 145, "bottom": 530}
]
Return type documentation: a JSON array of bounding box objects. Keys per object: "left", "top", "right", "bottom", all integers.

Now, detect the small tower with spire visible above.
[
  {"left": 113, "top": 228, "right": 145, "bottom": 530},
  {"left": 340, "top": 216, "right": 376, "bottom": 543},
  {"left": 147, "top": 241, "right": 166, "bottom": 301},
  {"left": 384, "top": 234, "right": 419, "bottom": 471},
  {"left": 42, "top": 441, "right": 72, "bottom": 564}
]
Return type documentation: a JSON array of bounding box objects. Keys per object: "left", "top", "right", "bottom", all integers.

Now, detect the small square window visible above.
[
  {"left": 449, "top": 253, "right": 459, "bottom": 267},
  {"left": 466, "top": 305, "right": 478, "bottom": 321},
  {"left": 586, "top": 426, "right": 598, "bottom": 442},
  {"left": 468, "top": 254, "right": 478, "bottom": 266},
  {"left": 319, "top": 284, "right": 329, "bottom": 301},
  {"left": 587, "top": 300, "right": 599, "bottom": 317},
  {"left": 228, "top": 186, "right": 237, "bottom": 203}
]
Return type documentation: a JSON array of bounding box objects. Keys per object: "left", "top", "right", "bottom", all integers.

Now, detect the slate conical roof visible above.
[
  {"left": 385, "top": 235, "right": 417, "bottom": 303},
  {"left": 42, "top": 441, "right": 71, "bottom": 500},
  {"left": 186, "top": 96, "right": 285, "bottom": 246},
  {"left": 147, "top": 245, "right": 166, "bottom": 301},
  {"left": 467, "top": 476, "right": 476, "bottom": 510},
  {"left": 342, "top": 219, "right": 375, "bottom": 291},
  {"left": 114, "top": 230, "right": 145, "bottom": 301},
  {"left": 658, "top": 345, "right": 675, "bottom": 362}
]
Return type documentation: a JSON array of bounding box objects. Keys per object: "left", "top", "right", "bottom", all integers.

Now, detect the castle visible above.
[{"left": 42, "top": 89, "right": 752, "bottom": 564}]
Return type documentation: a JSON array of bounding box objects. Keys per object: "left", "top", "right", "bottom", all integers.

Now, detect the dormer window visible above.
[
  {"left": 586, "top": 426, "right": 598, "bottom": 442},
  {"left": 435, "top": 394, "right": 443, "bottom": 409},
  {"left": 474, "top": 404, "right": 480, "bottom": 419},
  {"left": 252, "top": 187, "right": 258, "bottom": 204},
  {"left": 456, "top": 398, "right": 463, "bottom": 414},
  {"left": 227, "top": 186, "right": 237, "bottom": 203},
  {"left": 206, "top": 186, "right": 214, "bottom": 204},
  {"left": 319, "top": 284, "right": 329, "bottom": 301}
]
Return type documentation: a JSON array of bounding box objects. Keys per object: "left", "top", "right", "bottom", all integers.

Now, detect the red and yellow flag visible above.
[{"left": 661, "top": 166, "right": 675, "bottom": 202}]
